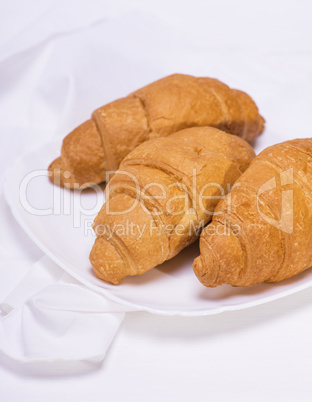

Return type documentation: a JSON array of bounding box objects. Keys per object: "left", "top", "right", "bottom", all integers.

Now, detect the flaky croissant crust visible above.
[
  {"left": 89, "top": 127, "right": 255, "bottom": 284},
  {"left": 193, "top": 138, "right": 312, "bottom": 287},
  {"left": 49, "top": 74, "right": 264, "bottom": 189}
]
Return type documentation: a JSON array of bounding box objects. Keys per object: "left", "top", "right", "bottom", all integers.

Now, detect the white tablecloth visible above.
[{"left": 1, "top": 0, "right": 312, "bottom": 400}]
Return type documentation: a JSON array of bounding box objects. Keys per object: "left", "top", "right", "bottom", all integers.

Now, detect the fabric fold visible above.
[{"left": 0, "top": 256, "right": 134, "bottom": 362}]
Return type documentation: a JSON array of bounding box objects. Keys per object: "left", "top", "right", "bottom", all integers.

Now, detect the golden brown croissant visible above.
[
  {"left": 49, "top": 74, "right": 264, "bottom": 189},
  {"left": 193, "top": 138, "right": 312, "bottom": 287},
  {"left": 89, "top": 126, "right": 255, "bottom": 284}
]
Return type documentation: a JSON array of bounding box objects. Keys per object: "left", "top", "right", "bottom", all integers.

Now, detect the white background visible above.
[{"left": 1, "top": 0, "right": 312, "bottom": 400}]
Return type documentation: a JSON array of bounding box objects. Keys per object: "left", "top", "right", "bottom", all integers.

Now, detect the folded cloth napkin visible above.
[{"left": 0, "top": 255, "right": 135, "bottom": 362}]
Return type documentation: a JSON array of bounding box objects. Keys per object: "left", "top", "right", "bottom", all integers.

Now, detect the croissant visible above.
[
  {"left": 193, "top": 138, "right": 312, "bottom": 287},
  {"left": 49, "top": 74, "right": 264, "bottom": 189},
  {"left": 89, "top": 126, "right": 255, "bottom": 284}
]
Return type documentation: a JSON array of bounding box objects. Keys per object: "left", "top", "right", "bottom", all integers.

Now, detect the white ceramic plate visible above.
[{"left": 4, "top": 140, "right": 312, "bottom": 316}]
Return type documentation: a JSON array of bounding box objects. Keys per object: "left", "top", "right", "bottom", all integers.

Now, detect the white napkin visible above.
[
  {"left": 0, "top": 255, "right": 136, "bottom": 362},
  {"left": 0, "top": 0, "right": 136, "bottom": 364}
]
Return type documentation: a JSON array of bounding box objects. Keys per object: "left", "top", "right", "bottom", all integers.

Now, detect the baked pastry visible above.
[
  {"left": 90, "top": 126, "right": 255, "bottom": 284},
  {"left": 193, "top": 138, "right": 312, "bottom": 287},
  {"left": 49, "top": 74, "right": 264, "bottom": 189}
]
